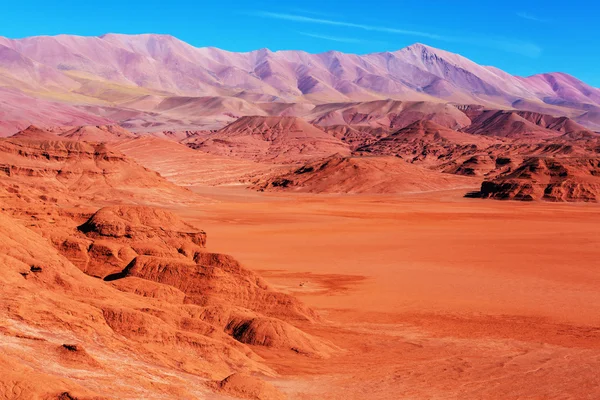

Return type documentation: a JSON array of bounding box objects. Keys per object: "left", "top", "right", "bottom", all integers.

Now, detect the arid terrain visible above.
[
  {"left": 189, "top": 187, "right": 600, "bottom": 399},
  {"left": 1, "top": 33, "right": 600, "bottom": 400}
]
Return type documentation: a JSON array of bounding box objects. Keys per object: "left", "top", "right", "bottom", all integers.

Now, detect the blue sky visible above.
[{"left": 2, "top": 0, "right": 598, "bottom": 86}]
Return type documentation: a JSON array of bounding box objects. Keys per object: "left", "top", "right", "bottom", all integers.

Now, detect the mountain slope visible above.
[
  {"left": 463, "top": 110, "right": 590, "bottom": 139},
  {"left": 253, "top": 153, "right": 476, "bottom": 194},
  {"left": 0, "top": 87, "right": 113, "bottom": 136},
  {"left": 189, "top": 116, "right": 351, "bottom": 163},
  {"left": 357, "top": 120, "right": 497, "bottom": 164},
  {"left": 0, "top": 34, "right": 598, "bottom": 135}
]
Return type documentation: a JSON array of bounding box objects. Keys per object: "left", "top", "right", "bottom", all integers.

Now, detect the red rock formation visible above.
[
  {"left": 214, "top": 373, "right": 285, "bottom": 400},
  {"left": 58, "top": 125, "right": 138, "bottom": 142},
  {"left": 466, "top": 157, "right": 600, "bottom": 201},
  {"left": 254, "top": 153, "right": 475, "bottom": 194},
  {"left": 190, "top": 116, "right": 350, "bottom": 163},
  {"left": 464, "top": 110, "right": 590, "bottom": 139},
  {"left": 0, "top": 137, "right": 200, "bottom": 208},
  {"left": 357, "top": 120, "right": 496, "bottom": 165}
]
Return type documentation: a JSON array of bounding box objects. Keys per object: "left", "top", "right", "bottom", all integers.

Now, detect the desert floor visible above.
[{"left": 178, "top": 186, "right": 600, "bottom": 399}]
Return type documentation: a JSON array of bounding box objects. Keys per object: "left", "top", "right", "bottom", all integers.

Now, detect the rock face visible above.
[
  {"left": 466, "top": 157, "right": 600, "bottom": 202},
  {"left": 356, "top": 120, "right": 497, "bottom": 166},
  {"left": 71, "top": 206, "right": 329, "bottom": 353},
  {"left": 189, "top": 116, "right": 350, "bottom": 163},
  {"left": 10, "top": 124, "right": 138, "bottom": 142},
  {"left": 5, "top": 118, "right": 598, "bottom": 202},
  {"left": 62, "top": 206, "right": 206, "bottom": 277},
  {"left": 0, "top": 137, "right": 199, "bottom": 207},
  {"left": 0, "top": 138, "right": 339, "bottom": 396},
  {"left": 215, "top": 373, "right": 285, "bottom": 400},
  {"left": 323, "top": 124, "right": 390, "bottom": 150},
  {"left": 79, "top": 206, "right": 207, "bottom": 246},
  {"left": 254, "top": 153, "right": 475, "bottom": 194},
  {"left": 0, "top": 200, "right": 334, "bottom": 398},
  {"left": 310, "top": 99, "right": 473, "bottom": 132},
  {"left": 463, "top": 110, "right": 590, "bottom": 139},
  {"left": 9, "top": 125, "right": 60, "bottom": 140},
  {"left": 58, "top": 125, "right": 138, "bottom": 142}
]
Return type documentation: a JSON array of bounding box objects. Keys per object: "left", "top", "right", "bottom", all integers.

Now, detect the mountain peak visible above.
[
  {"left": 100, "top": 33, "right": 177, "bottom": 40},
  {"left": 0, "top": 33, "right": 598, "bottom": 136},
  {"left": 250, "top": 47, "right": 273, "bottom": 56},
  {"left": 405, "top": 42, "right": 433, "bottom": 50},
  {"left": 394, "top": 42, "right": 475, "bottom": 69},
  {"left": 400, "top": 42, "right": 443, "bottom": 55}
]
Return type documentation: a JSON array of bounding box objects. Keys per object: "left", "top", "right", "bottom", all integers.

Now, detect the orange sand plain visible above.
[{"left": 178, "top": 187, "right": 600, "bottom": 399}]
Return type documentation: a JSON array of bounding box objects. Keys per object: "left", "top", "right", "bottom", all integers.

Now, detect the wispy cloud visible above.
[
  {"left": 250, "top": 11, "right": 542, "bottom": 57},
  {"left": 252, "top": 11, "right": 445, "bottom": 40},
  {"left": 296, "top": 31, "right": 385, "bottom": 45},
  {"left": 517, "top": 12, "right": 550, "bottom": 23},
  {"left": 289, "top": 8, "right": 334, "bottom": 18}
]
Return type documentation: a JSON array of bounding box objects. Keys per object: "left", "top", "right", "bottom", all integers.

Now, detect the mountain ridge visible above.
[
  {"left": 1, "top": 33, "right": 595, "bottom": 84},
  {"left": 0, "top": 33, "right": 598, "bottom": 136},
  {"left": 0, "top": 34, "right": 590, "bottom": 83}
]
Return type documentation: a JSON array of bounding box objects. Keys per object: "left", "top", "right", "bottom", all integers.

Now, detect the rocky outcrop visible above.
[
  {"left": 189, "top": 116, "right": 350, "bottom": 163},
  {"left": 58, "top": 125, "right": 137, "bottom": 142},
  {"left": 75, "top": 205, "right": 326, "bottom": 356},
  {"left": 0, "top": 137, "right": 199, "bottom": 208},
  {"left": 0, "top": 204, "right": 333, "bottom": 398},
  {"left": 254, "top": 153, "right": 475, "bottom": 194},
  {"left": 463, "top": 110, "right": 592, "bottom": 139},
  {"left": 47, "top": 206, "right": 207, "bottom": 278},
  {"left": 357, "top": 120, "right": 494, "bottom": 166},
  {"left": 466, "top": 157, "right": 600, "bottom": 202},
  {"left": 214, "top": 373, "right": 285, "bottom": 400},
  {"left": 78, "top": 206, "right": 206, "bottom": 246}
]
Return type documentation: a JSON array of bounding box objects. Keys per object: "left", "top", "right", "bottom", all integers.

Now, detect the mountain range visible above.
[{"left": 0, "top": 33, "right": 599, "bottom": 136}]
